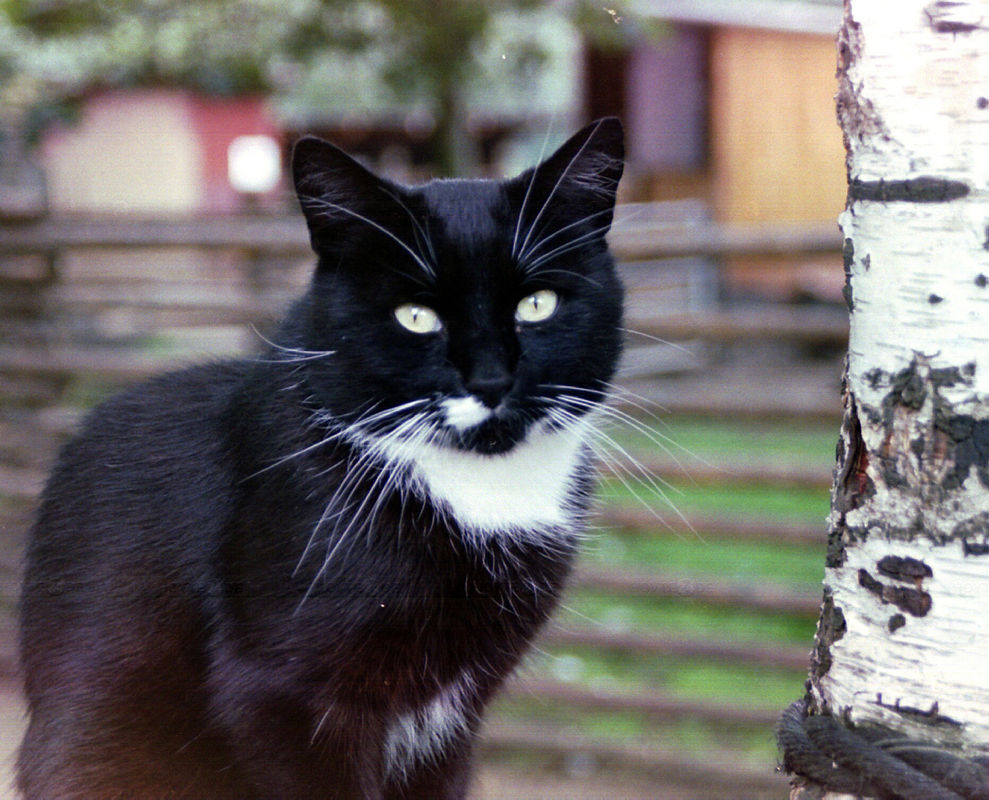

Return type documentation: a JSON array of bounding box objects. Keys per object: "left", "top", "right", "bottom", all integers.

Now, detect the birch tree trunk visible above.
[{"left": 801, "top": 0, "right": 989, "bottom": 794}]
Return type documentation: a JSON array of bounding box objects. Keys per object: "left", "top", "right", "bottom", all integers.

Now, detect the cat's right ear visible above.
[{"left": 291, "top": 136, "right": 390, "bottom": 251}]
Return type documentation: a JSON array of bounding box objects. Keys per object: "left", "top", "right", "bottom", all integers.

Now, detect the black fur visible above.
[{"left": 18, "top": 119, "right": 625, "bottom": 799}]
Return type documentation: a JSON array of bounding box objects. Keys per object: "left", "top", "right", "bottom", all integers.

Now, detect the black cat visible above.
[{"left": 18, "top": 118, "right": 625, "bottom": 799}]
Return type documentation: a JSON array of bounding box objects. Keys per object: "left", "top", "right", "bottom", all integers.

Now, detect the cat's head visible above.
[{"left": 288, "top": 119, "right": 624, "bottom": 458}]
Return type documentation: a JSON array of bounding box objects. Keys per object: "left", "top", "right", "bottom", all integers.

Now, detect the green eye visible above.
[
  {"left": 515, "top": 290, "right": 559, "bottom": 324},
  {"left": 394, "top": 303, "right": 443, "bottom": 334}
]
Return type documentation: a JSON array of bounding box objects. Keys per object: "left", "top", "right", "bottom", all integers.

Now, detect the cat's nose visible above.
[{"left": 466, "top": 367, "right": 513, "bottom": 409}]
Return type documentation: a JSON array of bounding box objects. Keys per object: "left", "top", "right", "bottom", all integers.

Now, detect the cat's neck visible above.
[{"left": 353, "top": 417, "right": 594, "bottom": 544}]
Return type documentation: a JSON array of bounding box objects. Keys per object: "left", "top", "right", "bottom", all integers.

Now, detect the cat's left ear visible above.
[{"left": 514, "top": 117, "right": 625, "bottom": 236}]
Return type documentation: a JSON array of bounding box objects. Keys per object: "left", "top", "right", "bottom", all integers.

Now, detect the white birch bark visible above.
[{"left": 804, "top": 0, "right": 989, "bottom": 792}]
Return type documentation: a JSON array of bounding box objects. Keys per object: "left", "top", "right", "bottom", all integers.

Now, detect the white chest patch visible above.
[
  {"left": 383, "top": 673, "right": 473, "bottom": 779},
  {"left": 368, "top": 417, "right": 591, "bottom": 538}
]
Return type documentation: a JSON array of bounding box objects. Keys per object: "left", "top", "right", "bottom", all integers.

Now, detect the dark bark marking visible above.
[
  {"left": 857, "top": 568, "right": 932, "bottom": 616},
  {"left": 864, "top": 367, "right": 884, "bottom": 391},
  {"left": 842, "top": 237, "right": 855, "bottom": 311},
  {"left": 910, "top": 436, "right": 926, "bottom": 459},
  {"left": 963, "top": 539, "right": 989, "bottom": 556},
  {"left": 849, "top": 176, "right": 970, "bottom": 203},
  {"left": 929, "top": 362, "right": 975, "bottom": 387},
  {"left": 874, "top": 696, "right": 962, "bottom": 729},
  {"left": 953, "top": 513, "right": 989, "bottom": 543},
  {"left": 887, "top": 613, "right": 906, "bottom": 633},
  {"left": 931, "top": 19, "right": 982, "bottom": 33},
  {"left": 936, "top": 413, "right": 989, "bottom": 489},
  {"left": 826, "top": 532, "right": 847, "bottom": 568},
  {"left": 869, "top": 360, "right": 988, "bottom": 490},
  {"left": 978, "top": 97, "right": 989, "bottom": 110},
  {"left": 858, "top": 360, "right": 989, "bottom": 499},
  {"left": 858, "top": 567, "right": 884, "bottom": 595},
  {"left": 835, "top": 392, "right": 874, "bottom": 518},
  {"left": 890, "top": 367, "right": 927, "bottom": 410},
  {"left": 876, "top": 555, "right": 933, "bottom": 583},
  {"left": 884, "top": 584, "right": 932, "bottom": 616},
  {"left": 810, "top": 589, "right": 846, "bottom": 681},
  {"left": 882, "top": 459, "right": 910, "bottom": 489},
  {"left": 925, "top": 1, "right": 986, "bottom": 34},
  {"left": 976, "top": 272, "right": 988, "bottom": 286},
  {"left": 928, "top": 293, "right": 944, "bottom": 304},
  {"left": 874, "top": 367, "right": 927, "bottom": 488}
]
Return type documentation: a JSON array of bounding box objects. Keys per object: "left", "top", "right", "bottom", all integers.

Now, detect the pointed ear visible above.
[
  {"left": 291, "top": 136, "right": 397, "bottom": 251},
  {"left": 514, "top": 117, "right": 625, "bottom": 242}
]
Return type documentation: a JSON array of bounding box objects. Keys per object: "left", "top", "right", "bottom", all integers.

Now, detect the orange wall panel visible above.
[{"left": 711, "top": 27, "right": 846, "bottom": 224}]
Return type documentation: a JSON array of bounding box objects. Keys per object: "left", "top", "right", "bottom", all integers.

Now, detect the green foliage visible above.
[{"left": 2, "top": 0, "right": 345, "bottom": 97}]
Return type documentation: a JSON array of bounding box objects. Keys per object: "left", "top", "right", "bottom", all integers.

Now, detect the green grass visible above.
[
  {"left": 557, "top": 591, "right": 815, "bottom": 646},
  {"left": 489, "top": 697, "right": 779, "bottom": 764},
  {"left": 581, "top": 530, "right": 825, "bottom": 587},
  {"left": 528, "top": 646, "right": 805, "bottom": 710},
  {"left": 610, "top": 414, "right": 837, "bottom": 466},
  {"left": 598, "top": 478, "right": 830, "bottom": 524}
]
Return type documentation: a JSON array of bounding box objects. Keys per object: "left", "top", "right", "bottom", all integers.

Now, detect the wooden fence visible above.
[{"left": 0, "top": 211, "right": 844, "bottom": 798}]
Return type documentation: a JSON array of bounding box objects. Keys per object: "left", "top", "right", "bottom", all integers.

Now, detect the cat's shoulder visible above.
[
  {"left": 54, "top": 360, "right": 254, "bottom": 478},
  {"left": 81, "top": 360, "right": 250, "bottom": 429},
  {"left": 35, "top": 361, "right": 254, "bottom": 536}
]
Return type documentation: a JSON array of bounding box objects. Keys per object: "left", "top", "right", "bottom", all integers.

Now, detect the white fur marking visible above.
[
  {"left": 441, "top": 396, "right": 492, "bottom": 431},
  {"left": 369, "top": 417, "right": 591, "bottom": 535},
  {"left": 383, "top": 674, "right": 473, "bottom": 779}
]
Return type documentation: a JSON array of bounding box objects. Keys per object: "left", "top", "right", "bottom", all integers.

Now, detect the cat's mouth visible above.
[
  {"left": 454, "top": 418, "right": 524, "bottom": 455},
  {"left": 439, "top": 395, "right": 530, "bottom": 455}
]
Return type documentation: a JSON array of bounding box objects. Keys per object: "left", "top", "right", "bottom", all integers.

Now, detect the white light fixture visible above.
[{"left": 227, "top": 135, "right": 282, "bottom": 194}]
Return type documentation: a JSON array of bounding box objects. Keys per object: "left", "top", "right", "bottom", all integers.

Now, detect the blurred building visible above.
[
  {"left": 588, "top": 0, "right": 845, "bottom": 301},
  {"left": 597, "top": 0, "right": 845, "bottom": 215},
  {"left": 41, "top": 89, "right": 284, "bottom": 214}
]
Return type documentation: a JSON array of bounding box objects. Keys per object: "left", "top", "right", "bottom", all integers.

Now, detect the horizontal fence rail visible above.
[
  {"left": 479, "top": 721, "right": 789, "bottom": 796},
  {"left": 0, "top": 214, "right": 842, "bottom": 259},
  {"left": 539, "top": 625, "right": 811, "bottom": 671},
  {"left": 573, "top": 564, "right": 819, "bottom": 617}
]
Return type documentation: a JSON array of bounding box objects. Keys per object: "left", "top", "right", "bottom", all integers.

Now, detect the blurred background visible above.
[{"left": 0, "top": 1, "right": 847, "bottom": 797}]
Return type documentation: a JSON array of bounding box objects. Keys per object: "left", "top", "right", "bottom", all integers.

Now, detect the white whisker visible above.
[
  {"left": 516, "top": 119, "right": 606, "bottom": 260},
  {"left": 512, "top": 123, "right": 556, "bottom": 259},
  {"left": 517, "top": 207, "right": 614, "bottom": 269},
  {"left": 380, "top": 187, "right": 438, "bottom": 272},
  {"left": 541, "top": 398, "right": 698, "bottom": 536},
  {"left": 300, "top": 194, "right": 435, "bottom": 278},
  {"left": 548, "top": 405, "right": 688, "bottom": 535},
  {"left": 294, "top": 409, "right": 442, "bottom": 611},
  {"left": 619, "top": 327, "right": 697, "bottom": 358},
  {"left": 521, "top": 222, "right": 614, "bottom": 274},
  {"left": 541, "top": 382, "right": 715, "bottom": 470},
  {"left": 249, "top": 325, "right": 336, "bottom": 363},
  {"left": 522, "top": 267, "right": 602, "bottom": 288}
]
